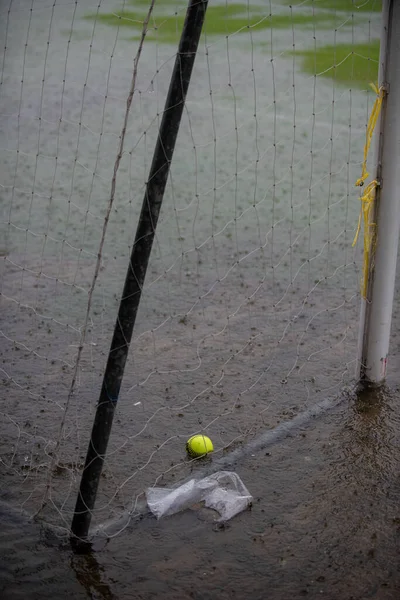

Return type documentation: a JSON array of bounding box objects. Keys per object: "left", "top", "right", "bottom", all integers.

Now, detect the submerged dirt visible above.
[
  {"left": 1, "top": 384, "right": 400, "bottom": 599},
  {"left": 1, "top": 1, "right": 399, "bottom": 599}
]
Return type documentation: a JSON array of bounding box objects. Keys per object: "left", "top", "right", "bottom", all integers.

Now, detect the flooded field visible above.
[
  {"left": 1, "top": 382, "right": 400, "bottom": 599},
  {"left": 1, "top": 0, "right": 399, "bottom": 598}
]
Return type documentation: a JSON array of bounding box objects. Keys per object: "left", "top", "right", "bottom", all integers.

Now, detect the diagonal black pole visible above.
[{"left": 70, "top": 0, "right": 209, "bottom": 548}]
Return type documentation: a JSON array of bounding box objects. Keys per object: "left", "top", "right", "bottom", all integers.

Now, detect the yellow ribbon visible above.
[{"left": 352, "top": 83, "right": 385, "bottom": 297}]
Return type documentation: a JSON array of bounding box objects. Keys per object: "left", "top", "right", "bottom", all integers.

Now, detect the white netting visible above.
[{"left": 0, "top": 0, "right": 381, "bottom": 533}]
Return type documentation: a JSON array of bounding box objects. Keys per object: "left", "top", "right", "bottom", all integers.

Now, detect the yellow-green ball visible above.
[{"left": 186, "top": 434, "right": 214, "bottom": 458}]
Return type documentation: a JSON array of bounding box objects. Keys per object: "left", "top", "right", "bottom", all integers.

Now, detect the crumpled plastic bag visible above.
[{"left": 146, "top": 471, "right": 252, "bottom": 522}]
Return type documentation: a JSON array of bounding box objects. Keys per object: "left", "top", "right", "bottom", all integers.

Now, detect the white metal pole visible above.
[
  {"left": 357, "top": 0, "right": 400, "bottom": 385},
  {"left": 355, "top": 0, "right": 391, "bottom": 380}
]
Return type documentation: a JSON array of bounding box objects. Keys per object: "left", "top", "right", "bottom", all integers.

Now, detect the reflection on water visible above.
[
  {"left": 342, "top": 386, "right": 397, "bottom": 481},
  {"left": 71, "top": 552, "right": 115, "bottom": 600}
]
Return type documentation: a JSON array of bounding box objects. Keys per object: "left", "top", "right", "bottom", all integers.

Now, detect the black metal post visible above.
[{"left": 70, "top": 0, "right": 208, "bottom": 546}]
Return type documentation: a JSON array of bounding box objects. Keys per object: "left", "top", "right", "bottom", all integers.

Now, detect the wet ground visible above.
[
  {"left": 1, "top": 1, "right": 399, "bottom": 598},
  {"left": 1, "top": 383, "right": 400, "bottom": 599}
]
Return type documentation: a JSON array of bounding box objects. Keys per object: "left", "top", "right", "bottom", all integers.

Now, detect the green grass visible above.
[
  {"left": 295, "top": 41, "right": 380, "bottom": 89},
  {"left": 85, "top": 4, "right": 341, "bottom": 44},
  {"left": 282, "top": 0, "right": 382, "bottom": 11},
  {"left": 89, "top": 4, "right": 252, "bottom": 29},
  {"left": 127, "top": 0, "right": 185, "bottom": 4},
  {"left": 84, "top": 1, "right": 379, "bottom": 90}
]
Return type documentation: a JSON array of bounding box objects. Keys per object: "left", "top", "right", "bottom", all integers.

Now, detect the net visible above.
[{"left": 0, "top": 0, "right": 381, "bottom": 534}]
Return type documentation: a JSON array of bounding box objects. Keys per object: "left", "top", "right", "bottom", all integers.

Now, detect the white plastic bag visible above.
[{"left": 146, "top": 471, "right": 252, "bottom": 522}]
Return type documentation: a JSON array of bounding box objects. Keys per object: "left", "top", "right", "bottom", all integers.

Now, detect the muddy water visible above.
[
  {"left": 1, "top": 1, "right": 399, "bottom": 599},
  {"left": 1, "top": 384, "right": 400, "bottom": 599},
  {"left": 0, "top": 0, "right": 379, "bottom": 527}
]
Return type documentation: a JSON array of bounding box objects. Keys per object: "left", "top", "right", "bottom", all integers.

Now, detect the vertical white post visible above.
[{"left": 357, "top": 0, "right": 400, "bottom": 385}]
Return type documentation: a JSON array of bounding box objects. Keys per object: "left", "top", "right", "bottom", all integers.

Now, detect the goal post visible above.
[{"left": 356, "top": 0, "right": 400, "bottom": 386}]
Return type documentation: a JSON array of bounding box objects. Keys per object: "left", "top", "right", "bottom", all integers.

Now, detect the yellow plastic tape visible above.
[{"left": 352, "top": 83, "right": 385, "bottom": 297}]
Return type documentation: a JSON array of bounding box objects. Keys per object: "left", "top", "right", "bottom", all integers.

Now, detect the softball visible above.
[{"left": 186, "top": 434, "right": 214, "bottom": 458}]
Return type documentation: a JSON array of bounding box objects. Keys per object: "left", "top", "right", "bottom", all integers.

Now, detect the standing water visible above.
[{"left": 1, "top": 0, "right": 399, "bottom": 598}]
